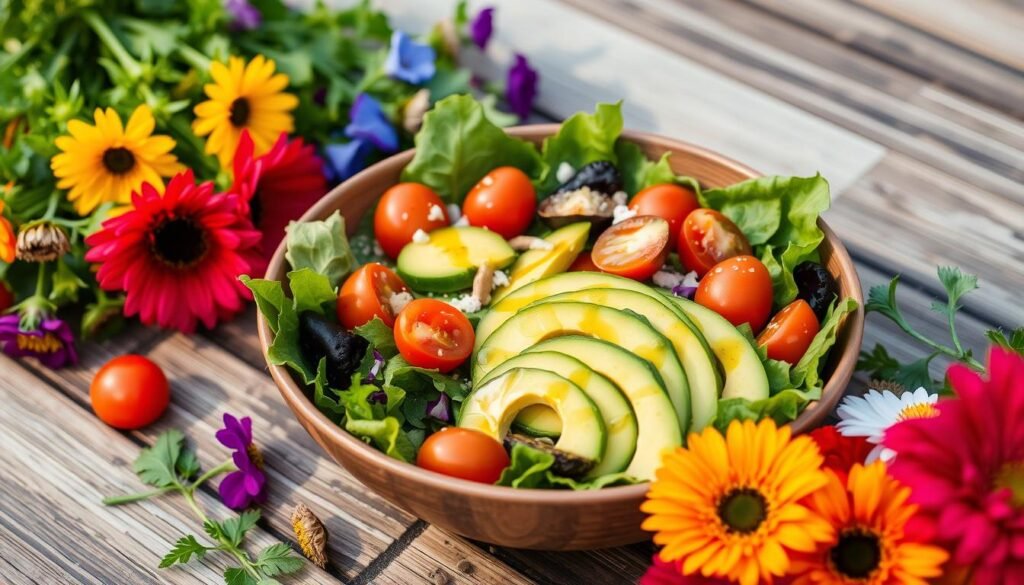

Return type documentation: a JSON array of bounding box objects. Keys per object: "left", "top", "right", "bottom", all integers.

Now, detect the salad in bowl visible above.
[{"left": 247, "top": 95, "right": 860, "bottom": 499}]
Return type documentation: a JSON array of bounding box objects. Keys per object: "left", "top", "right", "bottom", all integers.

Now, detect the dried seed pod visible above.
[
  {"left": 472, "top": 264, "right": 495, "bottom": 305},
  {"left": 16, "top": 222, "right": 70, "bottom": 262},
  {"left": 291, "top": 502, "right": 329, "bottom": 569},
  {"left": 402, "top": 89, "right": 431, "bottom": 134}
]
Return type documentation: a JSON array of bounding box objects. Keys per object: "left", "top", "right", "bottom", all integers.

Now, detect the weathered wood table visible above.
[{"left": 2, "top": 1, "right": 1022, "bottom": 583}]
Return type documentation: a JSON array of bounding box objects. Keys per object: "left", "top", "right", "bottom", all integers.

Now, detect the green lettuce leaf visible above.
[
  {"left": 713, "top": 390, "right": 810, "bottom": 433},
  {"left": 537, "top": 102, "right": 622, "bottom": 193},
  {"left": 496, "top": 444, "right": 638, "bottom": 490},
  {"left": 284, "top": 211, "right": 357, "bottom": 289},
  {"left": 792, "top": 296, "right": 859, "bottom": 390},
  {"left": 353, "top": 316, "right": 399, "bottom": 358},
  {"left": 402, "top": 94, "right": 543, "bottom": 203},
  {"left": 616, "top": 141, "right": 702, "bottom": 196},
  {"left": 345, "top": 417, "right": 417, "bottom": 462}
]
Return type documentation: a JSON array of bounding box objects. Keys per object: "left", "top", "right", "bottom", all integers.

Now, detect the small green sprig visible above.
[
  {"left": 859, "top": 266, "right": 1022, "bottom": 392},
  {"left": 104, "top": 430, "right": 304, "bottom": 584}
]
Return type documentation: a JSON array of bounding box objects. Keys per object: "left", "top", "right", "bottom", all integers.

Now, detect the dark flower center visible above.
[
  {"left": 103, "top": 147, "right": 136, "bottom": 174},
  {"left": 230, "top": 97, "right": 251, "bottom": 127},
  {"left": 150, "top": 215, "right": 209, "bottom": 268},
  {"left": 246, "top": 444, "right": 264, "bottom": 469},
  {"left": 249, "top": 189, "right": 263, "bottom": 227},
  {"left": 717, "top": 488, "right": 767, "bottom": 534},
  {"left": 831, "top": 529, "right": 882, "bottom": 579}
]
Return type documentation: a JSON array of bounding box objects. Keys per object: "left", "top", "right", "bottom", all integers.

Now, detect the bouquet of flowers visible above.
[{"left": 0, "top": 0, "right": 535, "bottom": 367}]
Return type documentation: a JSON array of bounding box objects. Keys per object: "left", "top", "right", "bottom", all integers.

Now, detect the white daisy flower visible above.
[{"left": 836, "top": 386, "right": 939, "bottom": 463}]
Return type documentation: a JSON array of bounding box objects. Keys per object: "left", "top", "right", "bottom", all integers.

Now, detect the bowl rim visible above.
[{"left": 257, "top": 126, "right": 864, "bottom": 504}]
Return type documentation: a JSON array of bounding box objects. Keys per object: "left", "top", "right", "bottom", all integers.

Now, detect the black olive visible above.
[
  {"left": 299, "top": 311, "right": 368, "bottom": 389},
  {"left": 503, "top": 433, "right": 595, "bottom": 478},
  {"left": 794, "top": 262, "right": 838, "bottom": 320},
  {"left": 555, "top": 161, "right": 623, "bottom": 196}
]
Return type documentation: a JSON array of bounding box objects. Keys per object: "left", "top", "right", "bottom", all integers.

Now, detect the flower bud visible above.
[
  {"left": 16, "top": 222, "right": 70, "bottom": 263},
  {"left": 291, "top": 502, "right": 328, "bottom": 569}
]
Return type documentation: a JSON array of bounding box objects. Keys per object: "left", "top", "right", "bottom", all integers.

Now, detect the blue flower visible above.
[
  {"left": 323, "top": 139, "right": 374, "bottom": 183},
  {"left": 470, "top": 7, "right": 495, "bottom": 50},
  {"left": 384, "top": 31, "right": 436, "bottom": 84},
  {"left": 345, "top": 94, "right": 398, "bottom": 152}
]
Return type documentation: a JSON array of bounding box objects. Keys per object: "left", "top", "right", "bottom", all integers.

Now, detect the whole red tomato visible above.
[
  {"left": 374, "top": 183, "right": 449, "bottom": 258},
  {"left": 90, "top": 355, "right": 170, "bottom": 429},
  {"left": 695, "top": 255, "right": 773, "bottom": 331},
  {"left": 417, "top": 427, "right": 510, "bottom": 483},
  {"left": 462, "top": 167, "right": 537, "bottom": 238}
]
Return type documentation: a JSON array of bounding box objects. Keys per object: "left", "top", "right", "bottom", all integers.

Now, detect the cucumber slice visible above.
[{"left": 396, "top": 227, "right": 515, "bottom": 292}]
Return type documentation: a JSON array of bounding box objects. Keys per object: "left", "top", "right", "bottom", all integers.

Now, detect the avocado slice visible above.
[
  {"left": 490, "top": 222, "right": 589, "bottom": 303},
  {"left": 396, "top": 226, "right": 515, "bottom": 292},
  {"left": 526, "top": 336, "right": 682, "bottom": 481},
  {"left": 458, "top": 368, "right": 605, "bottom": 463},
  {"left": 477, "top": 351, "right": 637, "bottom": 477}
]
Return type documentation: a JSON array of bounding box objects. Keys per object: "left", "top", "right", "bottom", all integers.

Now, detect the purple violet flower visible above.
[
  {"left": 384, "top": 31, "right": 436, "bottom": 85},
  {"left": 469, "top": 7, "right": 495, "bottom": 50},
  {"left": 225, "top": 0, "right": 262, "bottom": 31},
  {"left": 323, "top": 138, "right": 373, "bottom": 183},
  {"left": 0, "top": 314, "right": 78, "bottom": 369},
  {"left": 365, "top": 349, "right": 386, "bottom": 384},
  {"left": 426, "top": 393, "right": 451, "bottom": 423},
  {"left": 215, "top": 414, "right": 267, "bottom": 510},
  {"left": 368, "top": 390, "right": 388, "bottom": 405},
  {"left": 506, "top": 53, "right": 538, "bottom": 120},
  {"left": 345, "top": 94, "right": 398, "bottom": 153},
  {"left": 670, "top": 271, "right": 701, "bottom": 299}
]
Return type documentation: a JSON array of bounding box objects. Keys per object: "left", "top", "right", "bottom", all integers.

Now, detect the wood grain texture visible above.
[{"left": 375, "top": 528, "right": 532, "bottom": 585}]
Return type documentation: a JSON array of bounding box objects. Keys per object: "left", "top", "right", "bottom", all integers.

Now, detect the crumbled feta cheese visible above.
[
  {"left": 612, "top": 204, "right": 637, "bottom": 224},
  {"left": 372, "top": 241, "right": 385, "bottom": 258},
  {"left": 612, "top": 191, "right": 628, "bottom": 206},
  {"left": 427, "top": 204, "right": 445, "bottom": 222},
  {"left": 491, "top": 270, "right": 510, "bottom": 289},
  {"left": 446, "top": 203, "right": 462, "bottom": 223},
  {"left": 411, "top": 228, "right": 430, "bottom": 244},
  {"left": 387, "top": 291, "right": 414, "bottom": 315},
  {"left": 454, "top": 215, "right": 470, "bottom": 227},
  {"left": 556, "top": 162, "right": 575, "bottom": 184},
  {"left": 652, "top": 270, "right": 686, "bottom": 289},
  {"left": 528, "top": 238, "right": 554, "bottom": 250},
  {"left": 446, "top": 294, "right": 482, "bottom": 313}
]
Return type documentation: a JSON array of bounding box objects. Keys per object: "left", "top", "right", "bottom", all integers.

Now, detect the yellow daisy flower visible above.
[
  {"left": 641, "top": 419, "right": 834, "bottom": 585},
  {"left": 192, "top": 55, "right": 298, "bottom": 168},
  {"left": 51, "top": 105, "right": 183, "bottom": 216}
]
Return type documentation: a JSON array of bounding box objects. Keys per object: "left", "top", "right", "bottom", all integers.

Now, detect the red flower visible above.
[
  {"left": 231, "top": 130, "right": 327, "bottom": 275},
  {"left": 809, "top": 425, "right": 874, "bottom": 483},
  {"left": 85, "top": 170, "right": 261, "bottom": 333}
]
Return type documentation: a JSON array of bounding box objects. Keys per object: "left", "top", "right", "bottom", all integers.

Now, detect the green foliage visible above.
[
  {"left": 987, "top": 327, "right": 1024, "bottom": 356},
  {"left": 255, "top": 543, "right": 304, "bottom": 577},
  {"left": 133, "top": 429, "right": 194, "bottom": 488},
  {"left": 496, "top": 443, "right": 638, "bottom": 490},
  {"left": 713, "top": 390, "right": 810, "bottom": 432},
  {"left": 284, "top": 212, "right": 357, "bottom": 290},
  {"left": 536, "top": 102, "right": 622, "bottom": 193},
  {"left": 160, "top": 535, "right": 210, "bottom": 568}
]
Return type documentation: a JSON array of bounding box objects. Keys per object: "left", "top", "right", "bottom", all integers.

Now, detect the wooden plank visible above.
[
  {"left": 379, "top": 0, "right": 886, "bottom": 193},
  {"left": 851, "top": 0, "right": 1024, "bottom": 71},
  {"left": 375, "top": 527, "right": 532, "bottom": 585}
]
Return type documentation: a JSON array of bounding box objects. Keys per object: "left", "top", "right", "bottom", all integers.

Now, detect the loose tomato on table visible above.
[
  {"left": 757, "top": 299, "right": 820, "bottom": 364},
  {"left": 90, "top": 355, "right": 170, "bottom": 430},
  {"left": 678, "top": 209, "right": 752, "bottom": 276},
  {"left": 591, "top": 216, "right": 670, "bottom": 281},
  {"left": 394, "top": 298, "right": 474, "bottom": 373},
  {"left": 374, "top": 182, "right": 449, "bottom": 258},
  {"left": 695, "top": 255, "right": 773, "bottom": 331},
  {"left": 628, "top": 184, "right": 700, "bottom": 248},
  {"left": 462, "top": 167, "right": 536, "bottom": 239},
  {"left": 337, "top": 263, "right": 410, "bottom": 330},
  {"left": 417, "top": 427, "right": 510, "bottom": 484}
]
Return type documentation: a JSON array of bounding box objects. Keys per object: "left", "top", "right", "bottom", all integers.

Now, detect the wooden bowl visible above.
[{"left": 257, "top": 126, "right": 865, "bottom": 550}]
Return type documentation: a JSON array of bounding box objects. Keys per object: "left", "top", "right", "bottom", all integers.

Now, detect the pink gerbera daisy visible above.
[
  {"left": 230, "top": 130, "right": 327, "bottom": 275},
  {"left": 85, "top": 170, "right": 262, "bottom": 333},
  {"left": 884, "top": 346, "right": 1024, "bottom": 584}
]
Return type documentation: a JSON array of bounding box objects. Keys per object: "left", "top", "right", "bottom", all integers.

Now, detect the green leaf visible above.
[
  {"left": 615, "top": 141, "right": 702, "bottom": 196},
  {"left": 987, "top": 327, "right": 1024, "bottom": 356},
  {"left": 345, "top": 416, "right": 417, "bottom": 462},
  {"left": 791, "top": 297, "right": 859, "bottom": 390},
  {"left": 402, "top": 94, "right": 543, "bottom": 203},
  {"left": 713, "top": 390, "right": 810, "bottom": 432},
  {"left": 284, "top": 211, "right": 357, "bottom": 289},
  {"left": 49, "top": 257, "right": 86, "bottom": 304},
  {"left": 159, "top": 535, "right": 209, "bottom": 568},
  {"left": 865, "top": 277, "right": 902, "bottom": 323},
  {"left": 240, "top": 276, "right": 287, "bottom": 335},
  {"left": 134, "top": 430, "right": 185, "bottom": 488},
  {"left": 383, "top": 354, "right": 470, "bottom": 403},
  {"left": 255, "top": 543, "right": 305, "bottom": 576},
  {"left": 203, "top": 519, "right": 225, "bottom": 542},
  {"left": 937, "top": 266, "right": 979, "bottom": 309},
  {"left": 496, "top": 444, "right": 637, "bottom": 490},
  {"left": 857, "top": 344, "right": 901, "bottom": 380},
  {"left": 353, "top": 317, "right": 398, "bottom": 357},
  {"left": 286, "top": 268, "right": 337, "bottom": 316},
  {"left": 175, "top": 448, "right": 200, "bottom": 480},
  {"left": 221, "top": 510, "right": 261, "bottom": 548},
  {"left": 893, "top": 354, "right": 938, "bottom": 392},
  {"left": 537, "top": 102, "right": 623, "bottom": 193},
  {"left": 224, "top": 567, "right": 258, "bottom": 585}
]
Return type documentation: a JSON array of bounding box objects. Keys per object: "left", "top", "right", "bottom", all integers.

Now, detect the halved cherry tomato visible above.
[
  {"left": 90, "top": 355, "right": 170, "bottom": 430},
  {"left": 695, "top": 255, "right": 773, "bottom": 331},
  {"left": 417, "top": 427, "right": 510, "bottom": 484},
  {"left": 569, "top": 250, "right": 600, "bottom": 272},
  {"left": 462, "top": 167, "right": 536, "bottom": 239},
  {"left": 757, "top": 299, "right": 820, "bottom": 364},
  {"left": 0, "top": 281, "right": 13, "bottom": 313},
  {"left": 628, "top": 184, "right": 700, "bottom": 248},
  {"left": 374, "top": 183, "right": 449, "bottom": 258},
  {"left": 337, "top": 263, "right": 409, "bottom": 330},
  {"left": 591, "top": 216, "right": 670, "bottom": 281},
  {"left": 678, "top": 209, "right": 752, "bottom": 276},
  {"left": 394, "top": 299, "right": 474, "bottom": 373}
]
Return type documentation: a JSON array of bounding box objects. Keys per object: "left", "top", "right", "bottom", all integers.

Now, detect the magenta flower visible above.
[
  {"left": 215, "top": 414, "right": 267, "bottom": 510},
  {"left": 470, "top": 7, "right": 495, "bottom": 50},
  {"left": 506, "top": 54, "right": 538, "bottom": 120},
  {"left": 0, "top": 314, "right": 78, "bottom": 369},
  {"left": 225, "top": 0, "right": 261, "bottom": 31}
]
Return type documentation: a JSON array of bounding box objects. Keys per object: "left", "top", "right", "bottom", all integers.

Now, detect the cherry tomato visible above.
[
  {"left": 591, "top": 216, "right": 670, "bottom": 281},
  {"left": 337, "top": 263, "right": 410, "bottom": 330},
  {"left": 678, "top": 209, "right": 752, "bottom": 276},
  {"left": 417, "top": 427, "right": 510, "bottom": 483},
  {"left": 0, "top": 281, "right": 13, "bottom": 313},
  {"left": 462, "top": 167, "right": 537, "bottom": 239},
  {"left": 90, "top": 355, "right": 170, "bottom": 430},
  {"left": 757, "top": 299, "right": 820, "bottom": 364},
  {"left": 569, "top": 250, "right": 600, "bottom": 272},
  {"left": 394, "top": 299, "right": 474, "bottom": 373},
  {"left": 628, "top": 184, "right": 700, "bottom": 248},
  {"left": 695, "top": 255, "right": 773, "bottom": 331},
  {"left": 374, "top": 183, "right": 449, "bottom": 258}
]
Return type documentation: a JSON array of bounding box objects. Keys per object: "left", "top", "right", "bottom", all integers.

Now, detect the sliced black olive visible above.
[
  {"left": 537, "top": 186, "right": 617, "bottom": 230},
  {"left": 503, "top": 433, "right": 595, "bottom": 478},
  {"left": 299, "top": 311, "right": 368, "bottom": 389},
  {"left": 555, "top": 161, "right": 623, "bottom": 196},
  {"left": 794, "top": 261, "right": 838, "bottom": 321}
]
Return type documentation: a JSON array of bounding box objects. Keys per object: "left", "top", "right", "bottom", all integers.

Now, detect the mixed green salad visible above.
[{"left": 245, "top": 95, "right": 858, "bottom": 490}]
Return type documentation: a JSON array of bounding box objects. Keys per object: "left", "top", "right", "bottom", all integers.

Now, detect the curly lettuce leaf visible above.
[
  {"left": 402, "top": 94, "right": 543, "bottom": 203},
  {"left": 792, "top": 296, "right": 859, "bottom": 390},
  {"left": 537, "top": 102, "right": 622, "bottom": 193},
  {"left": 345, "top": 417, "right": 417, "bottom": 462},
  {"left": 713, "top": 390, "right": 810, "bottom": 433},
  {"left": 616, "top": 141, "right": 702, "bottom": 196},
  {"left": 496, "top": 444, "right": 638, "bottom": 490},
  {"left": 285, "top": 211, "right": 357, "bottom": 289}
]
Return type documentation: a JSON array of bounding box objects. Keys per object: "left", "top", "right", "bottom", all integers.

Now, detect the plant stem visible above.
[
  {"left": 189, "top": 459, "right": 235, "bottom": 489},
  {"left": 102, "top": 486, "right": 177, "bottom": 505},
  {"left": 892, "top": 315, "right": 984, "bottom": 371},
  {"left": 42, "top": 190, "right": 60, "bottom": 220},
  {"left": 82, "top": 12, "right": 143, "bottom": 80},
  {"left": 182, "top": 487, "right": 264, "bottom": 580},
  {"left": 176, "top": 44, "right": 212, "bottom": 72}
]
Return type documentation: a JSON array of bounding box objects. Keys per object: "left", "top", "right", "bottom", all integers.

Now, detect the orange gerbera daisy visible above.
[
  {"left": 0, "top": 199, "right": 15, "bottom": 263},
  {"left": 790, "top": 462, "right": 948, "bottom": 585},
  {"left": 642, "top": 419, "right": 834, "bottom": 585}
]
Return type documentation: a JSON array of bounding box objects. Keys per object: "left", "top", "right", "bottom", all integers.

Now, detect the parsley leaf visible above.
[
  {"left": 175, "top": 448, "right": 200, "bottom": 480},
  {"left": 159, "top": 535, "right": 209, "bottom": 568},
  {"left": 224, "top": 567, "right": 258, "bottom": 585},
  {"left": 133, "top": 430, "right": 185, "bottom": 488},
  {"left": 255, "top": 543, "right": 305, "bottom": 576},
  {"left": 857, "top": 344, "right": 901, "bottom": 380},
  {"left": 221, "top": 510, "right": 261, "bottom": 548},
  {"left": 987, "top": 327, "right": 1024, "bottom": 356}
]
